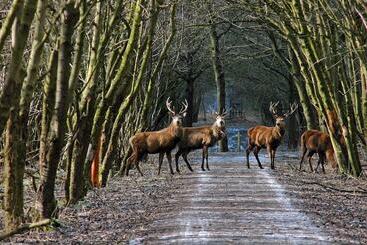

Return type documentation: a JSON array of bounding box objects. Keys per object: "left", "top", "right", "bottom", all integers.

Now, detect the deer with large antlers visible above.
[
  {"left": 175, "top": 110, "right": 227, "bottom": 172},
  {"left": 246, "top": 102, "right": 298, "bottom": 169},
  {"left": 126, "top": 98, "right": 188, "bottom": 176}
]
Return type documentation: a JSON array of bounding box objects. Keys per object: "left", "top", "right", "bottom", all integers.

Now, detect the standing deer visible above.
[
  {"left": 246, "top": 102, "right": 298, "bottom": 169},
  {"left": 299, "top": 129, "right": 338, "bottom": 173},
  {"left": 175, "top": 111, "right": 227, "bottom": 172},
  {"left": 126, "top": 98, "right": 188, "bottom": 176}
]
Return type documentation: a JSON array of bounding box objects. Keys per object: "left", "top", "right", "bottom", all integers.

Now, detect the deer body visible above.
[
  {"left": 126, "top": 98, "right": 187, "bottom": 176},
  {"left": 248, "top": 126, "right": 284, "bottom": 150},
  {"left": 132, "top": 127, "right": 181, "bottom": 154},
  {"left": 246, "top": 102, "right": 297, "bottom": 169},
  {"left": 175, "top": 113, "right": 226, "bottom": 172},
  {"left": 299, "top": 129, "right": 336, "bottom": 173}
]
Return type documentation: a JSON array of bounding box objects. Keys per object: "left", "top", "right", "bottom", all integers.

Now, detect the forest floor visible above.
[
  {"left": 274, "top": 154, "right": 367, "bottom": 244},
  {"left": 2, "top": 150, "right": 367, "bottom": 243}
]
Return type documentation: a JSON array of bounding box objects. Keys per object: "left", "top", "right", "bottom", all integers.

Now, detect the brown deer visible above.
[
  {"left": 126, "top": 98, "right": 188, "bottom": 176},
  {"left": 175, "top": 111, "right": 227, "bottom": 172},
  {"left": 299, "top": 129, "right": 338, "bottom": 173},
  {"left": 246, "top": 102, "right": 298, "bottom": 169}
]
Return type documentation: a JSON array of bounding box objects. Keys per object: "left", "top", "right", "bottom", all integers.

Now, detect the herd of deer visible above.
[{"left": 126, "top": 98, "right": 338, "bottom": 176}]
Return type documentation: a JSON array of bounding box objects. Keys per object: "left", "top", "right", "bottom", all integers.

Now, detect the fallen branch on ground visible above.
[
  {"left": 0, "top": 219, "right": 51, "bottom": 241},
  {"left": 300, "top": 181, "right": 367, "bottom": 196}
]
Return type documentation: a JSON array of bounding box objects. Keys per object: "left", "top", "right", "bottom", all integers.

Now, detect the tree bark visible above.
[
  {"left": 0, "top": 0, "right": 37, "bottom": 139},
  {"left": 36, "top": 1, "right": 78, "bottom": 218},
  {"left": 85, "top": 0, "right": 144, "bottom": 188},
  {"left": 2, "top": 0, "right": 39, "bottom": 231},
  {"left": 287, "top": 75, "right": 299, "bottom": 149},
  {"left": 288, "top": 47, "right": 318, "bottom": 130},
  {"left": 0, "top": 0, "right": 23, "bottom": 52},
  {"left": 209, "top": 22, "right": 228, "bottom": 152},
  {"left": 184, "top": 79, "right": 194, "bottom": 127}
]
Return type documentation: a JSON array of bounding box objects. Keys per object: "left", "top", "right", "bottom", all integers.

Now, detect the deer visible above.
[
  {"left": 299, "top": 129, "right": 338, "bottom": 173},
  {"left": 174, "top": 111, "right": 227, "bottom": 173},
  {"left": 126, "top": 98, "right": 188, "bottom": 176},
  {"left": 246, "top": 101, "right": 298, "bottom": 169}
]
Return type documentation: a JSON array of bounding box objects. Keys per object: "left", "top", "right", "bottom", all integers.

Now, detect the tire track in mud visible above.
[{"left": 130, "top": 153, "right": 332, "bottom": 244}]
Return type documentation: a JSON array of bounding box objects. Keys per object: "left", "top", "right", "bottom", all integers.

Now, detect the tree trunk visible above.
[
  {"left": 101, "top": 2, "right": 174, "bottom": 185},
  {"left": 67, "top": 0, "right": 123, "bottom": 203},
  {"left": 184, "top": 79, "right": 194, "bottom": 127},
  {"left": 36, "top": 2, "right": 78, "bottom": 218},
  {"left": 139, "top": 3, "right": 176, "bottom": 130},
  {"left": 288, "top": 47, "right": 318, "bottom": 130},
  {"left": 86, "top": 0, "right": 144, "bottom": 188},
  {"left": 209, "top": 23, "right": 228, "bottom": 152},
  {"left": 287, "top": 74, "right": 299, "bottom": 149},
  {"left": 0, "top": 0, "right": 37, "bottom": 139},
  {"left": 193, "top": 94, "right": 201, "bottom": 123},
  {"left": 0, "top": 0, "right": 23, "bottom": 52},
  {"left": 3, "top": 109, "right": 24, "bottom": 232},
  {"left": 2, "top": 0, "right": 39, "bottom": 231}
]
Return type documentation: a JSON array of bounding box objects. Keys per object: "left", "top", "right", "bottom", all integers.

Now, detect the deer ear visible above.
[{"left": 182, "top": 112, "right": 187, "bottom": 117}]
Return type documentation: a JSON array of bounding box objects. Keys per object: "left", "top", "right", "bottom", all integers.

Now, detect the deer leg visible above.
[
  {"left": 315, "top": 157, "right": 321, "bottom": 173},
  {"left": 157, "top": 152, "right": 164, "bottom": 175},
  {"left": 136, "top": 162, "right": 143, "bottom": 176},
  {"left": 246, "top": 144, "right": 254, "bottom": 169},
  {"left": 175, "top": 149, "right": 183, "bottom": 173},
  {"left": 201, "top": 146, "right": 207, "bottom": 171},
  {"left": 127, "top": 152, "right": 140, "bottom": 176},
  {"left": 271, "top": 149, "right": 276, "bottom": 170},
  {"left": 319, "top": 152, "right": 326, "bottom": 174},
  {"left": 308, "top": 152, "right": 316, "bottom": 173},
  {"left": 253, "top": 146, "right": 263, "bottom": 169},
  {"left": 267, "top": 146, "right": 273, "bottom": 169},
  {"left": 299, "top": 148, "right": 307, "bottom": 171},
  {"left": 182, "top": 151, "right": 193, "bottom": 172},
  {"left": 166, "top": 151, "right": 174, "bottom": 175},
  {"left": 205, "top": 147, "right": 210, "bottom": 171},
  {"left": 126, "top": 154, "right": 135, "bottom": 176}
]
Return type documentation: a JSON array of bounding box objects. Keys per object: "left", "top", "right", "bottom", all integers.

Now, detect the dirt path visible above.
[{"left": 131, "top": 153, "right": 332, "bottom": 244}]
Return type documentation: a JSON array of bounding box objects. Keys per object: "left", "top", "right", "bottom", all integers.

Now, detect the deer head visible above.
[
  {"left": 166, "top": 97, "right": 188, "bottom": 127},
  {"left": 214, "top": 109, "right": 227, "bottom": 129},
  {"left": 269, "top": 101, "right": 298, "bottom": 128}
]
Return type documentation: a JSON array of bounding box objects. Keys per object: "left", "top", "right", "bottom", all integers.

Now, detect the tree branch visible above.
[{"left": 0, "top": 219, "right": 52, "bottom": 241}]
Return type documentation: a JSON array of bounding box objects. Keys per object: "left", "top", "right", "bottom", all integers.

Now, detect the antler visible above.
[
  {"left": 269, "top": 101, "right": 279, "bottom": 116},
  {"left": 166, "top": 97, "right": 176, "bottom": 115},
  {"left": 283, "top": 102, "right": 298, "bottom": 118},
  {"left": 179, "top": 99, "right": 188, "bottom": 115},
  {"left": 208, "top": 105, "right": 218, "bottom": 117},
  {"left": 220, "top": 108, "right": 228, "bottom": 117}
]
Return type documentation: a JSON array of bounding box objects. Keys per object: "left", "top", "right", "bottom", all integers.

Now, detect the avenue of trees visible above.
[{"left": 0, "top": 0, "right": 366, "bottom": 236}]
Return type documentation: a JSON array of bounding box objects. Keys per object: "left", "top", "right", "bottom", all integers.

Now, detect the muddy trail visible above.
[{"left": 131, "top": 152, "right": 332, "bottom": 244}]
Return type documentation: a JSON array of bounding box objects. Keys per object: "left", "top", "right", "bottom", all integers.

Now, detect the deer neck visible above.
[
  {"left": 168, "top": 124, "right": 182, "bottom": 138},
  {"left": 212, "top": 124, "right": 225, "bottom": 139},
  {"left": 273, "top": 125, "right": 285, "bottom": 137}
]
